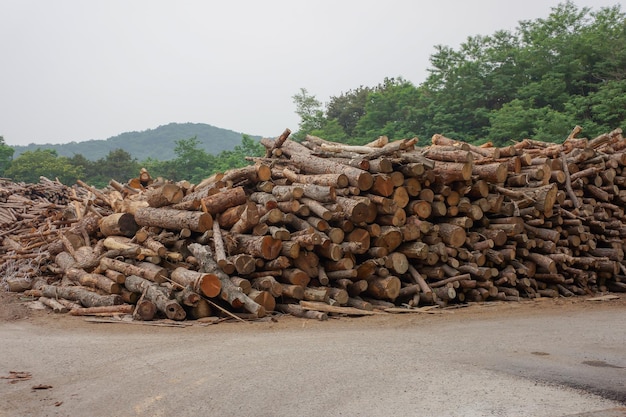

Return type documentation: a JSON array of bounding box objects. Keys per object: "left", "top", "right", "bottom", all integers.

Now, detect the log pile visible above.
[{"left": 2, "top": 126, "right": 626, "bottom": 322}]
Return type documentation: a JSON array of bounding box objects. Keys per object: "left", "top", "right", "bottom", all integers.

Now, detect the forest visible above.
[{"left": 0, "top": 1, "right": 624, "bottom": 187}]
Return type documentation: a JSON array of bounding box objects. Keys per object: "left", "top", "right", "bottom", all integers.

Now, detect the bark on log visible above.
[
  {"left": 99, "top": 258, "right": 168, "bottom": 284},
  {"left": 36, "top": 284, "right": 123, "bottom": 308},
  {"left": 99, "top": 213, "right": 139, "bottom": 237},
  {"left": 124, "top": 275, "right": 186, "bottom": 320},
  {"left": 170, "top": 267, "right": 221, "bottom": 298},
  {"left": 188, "top": 243, "right": 266, "bottom": 317},
  {"left": 134, "top": 207, "right": 213, "bottom": 233},
  {"left": 144, "top": 183, "right": 184, "bottom": 208},
  {"left": 262, "top": 138, "right": 374, "bottom": 190}
]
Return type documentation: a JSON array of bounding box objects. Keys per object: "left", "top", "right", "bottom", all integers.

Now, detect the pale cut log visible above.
[
  {"left": 134, "top": 207, "right": 212, "bottom": 233},
  {"left": 142, "top": 237, "right": 167, "bottom": 257},
  {"left": 69, "top": 304, "right": 135, "bottom": 316},
  {"left": 99, "top": 258, "right": 168, "bottom": 284},
  {"left": 524, "top": 224, "right": 560, "bottom": 243},
  {"left": 268, "top": 226, "right": 291, "bottom": 241},
  {"left": 281, "top": 240, "right": 301, "bottom": 259},
  {"left": 318, "top": 265, "right": 330, "bottom": 286},
  {"left": 125, "top": 275, "right": 186, "bottom": 320},
  {"left": 262, "top": 138, "right": 373, "bottom": 190},
  {"left": 299, "top": 301, "right": 378, "bottom": 316},
  {"left": 212, "top": 220, "right": 235, "bottom": 274},
  {"left": 222, "top": 163, "right": 272, "bottom": 185},
  {"left": 281, "top": 284, "right": 305, "bottom": 300},
  {"left": 432, "top": 134, "right": 499, "bottom": 158},
  {"left": 429, "top": 274, "right": 472, "bottom": 288},
  {"left": 397, "top": 241, "right": 429, "bottom": 259},
  {"left": 344, "top": 228, "right": 371, "bottom": 255},
  {"left": 170, "top": 267, "right": 221, "bottom": 298},
  {"left": 434, "top": 286, "right": 457, "bottom": 302},
  {"left": 326, "top": 287, "right": 349, "bottom": 305},
  {"left": 36, "top": 284, "right": 122, "bottom": 308},
  {"left": 200, "top": 186, "right": 248, "bottom": 215},
  {"left": 385, "top": 252, "right": 409, "bottom": 274},
  {"left": 303, "top": 287, "right": 330, "bottom": 303},
  {"left": 334, "top": 196, "right": 370, "bottom": 223},
  {"left": 370, "top": 174, "right": 395, "bottom": 197},
  {"left": 175, "top": 287, "right": 202, "bottom": 306},
  {"left": 472, "top": 162, "right": 508, "bottom": 183},
  {"left": 65, "top": 267, "right": 121, "bottom": 294},
  {"left": 228, "top": 254, "right": 256, "bottom": 275},
  {"left": 392, "top": 186, "right": 410, "bottom": 209},
  {"left": 346, "top": 297, "right": 374, "bottom": 311},
  {"left": 372, "top": 226, "right": 402, "bottom": 252},
  {"left": 437, "top": 223, "right": 467, "bottom": 248},
  {"left": 144, "top": 183, "right": 184, "bottom": 207},
  {"left": 365, "top": 276, "right": 401, "bottom": 300},
  {"left": 362, "top": 137, "right": 417, "bottom": 160},
  {"left": 265, "top": 128, "right": 291, "bottom": 157},
  {"left": 317, "top": 242, "right": 344, "bottom": 261},
  {"left": 251, "top": 276, "right": 283, "bottom": 297},
  {"left": 230, "top": 202, "right": 259, "bottom": 234},
  {"left": 219, "top": 203, "right": 249, "bottom": 229},
  {"left": 282, "top": 168, "right": 349, "bottom": 188},
  {"left": 264, "top": 255, "right": 292, "bottom": 270},
  {"left": 422, "top": 147, "right": 473, "bottom": 163},
  {"left": 294, "top": 183, "right": 336, "bottom": 202},
  {"left": 277, "top": 303, "right": 328, "bottom": 320},
  {"left": 39, "top": 296, "right": 69, "bottom": 313},
  {"left": 407, "top": 265, "right": 432, "bottom": 295},
  {"left": 430, "top": 161, "right": 473, "bottom": 184},
  {"left": 99, "top": 213, "right": 139, "bottom": 237},
  {"left": 247, "top": 289, "right": 275, "bottom": 312},
  {"left": 188, "top": 243, "right": 265, "bottom": 317},
  {"left": 272, "top": 184, "right": 303, "bottom": 200},
  {"left": 231, "top": 234, "right": 282, "bottom": 260},
  {"left": 48, "top": 213, "right": 101, "bottom": 256},
  {"left": 280, "top": 268, "right": 311, "bottom": 287},
  {"left": 102, "top": 236, "right": 151, "bottom": 257},
  {"left": 230, "top": 277, "right": 252, "bottom": 294},
  {"left": 186, "top": 299, "right": 213, "bottom": 320},
  {"left": 300, "top": 197, "right": 333, "bottom": 221}
]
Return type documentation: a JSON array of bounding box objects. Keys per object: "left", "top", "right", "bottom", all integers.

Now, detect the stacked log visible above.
[{"left": 2, "top": 126, "right": 626, "bottom": 322}]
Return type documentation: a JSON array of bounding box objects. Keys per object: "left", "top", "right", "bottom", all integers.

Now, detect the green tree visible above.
[
  {"left": 326, "top": 86, "right": 373, "bottom": 137},
  {"left": 5, "top": 149, "right": 83, "bottom": 184},
  {"left": 353, "top": 78, "right": 424, "bottom": 144},
  {"left": 0, "top": 136, "right": 15, "bottom": 176},
  {"left": 213, "top": 135, "right": 264, "bottom": 173},
  {"left": 292, "top": 88, "right": 326, "bottom": 140},
  {"left": 296, "top": 2, "right": 626, "bottom": 145}
]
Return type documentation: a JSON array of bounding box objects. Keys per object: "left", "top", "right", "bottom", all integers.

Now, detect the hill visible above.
[{"left": 12, "top": 122, "right": 261, "bottom": 161}]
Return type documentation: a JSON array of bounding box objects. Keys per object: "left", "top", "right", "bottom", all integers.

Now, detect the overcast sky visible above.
[{"left": 1, "top": 0, "right": 624, "bottom": 146}]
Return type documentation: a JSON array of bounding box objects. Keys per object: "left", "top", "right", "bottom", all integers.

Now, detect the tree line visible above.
[
  {"left": 0, "top": 135, "right": 264, "bottom": 188},
  {"left": 293, "top": 1, "right": 626, "bottom": 146},
  {"left": 1, "top": 2, "right": 624, "bottom": 187}
]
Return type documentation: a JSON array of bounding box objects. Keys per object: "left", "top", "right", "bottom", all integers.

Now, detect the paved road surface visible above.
[{"left": 0, "top": 299, "right": 625, "bottom": 417}]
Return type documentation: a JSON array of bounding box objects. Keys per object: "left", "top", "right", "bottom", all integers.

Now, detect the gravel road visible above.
[{"left": 0, "top": 295, "right": 625, "bottom": 417}]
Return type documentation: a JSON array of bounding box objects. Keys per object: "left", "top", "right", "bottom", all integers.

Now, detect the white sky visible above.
[{"left": 1, "top": 0, "right": 623, "bottom": 146}]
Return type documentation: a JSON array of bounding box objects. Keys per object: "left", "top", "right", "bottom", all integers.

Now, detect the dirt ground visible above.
[{"left": 1, "top": 291, "right": 625, "bottom": 417}]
